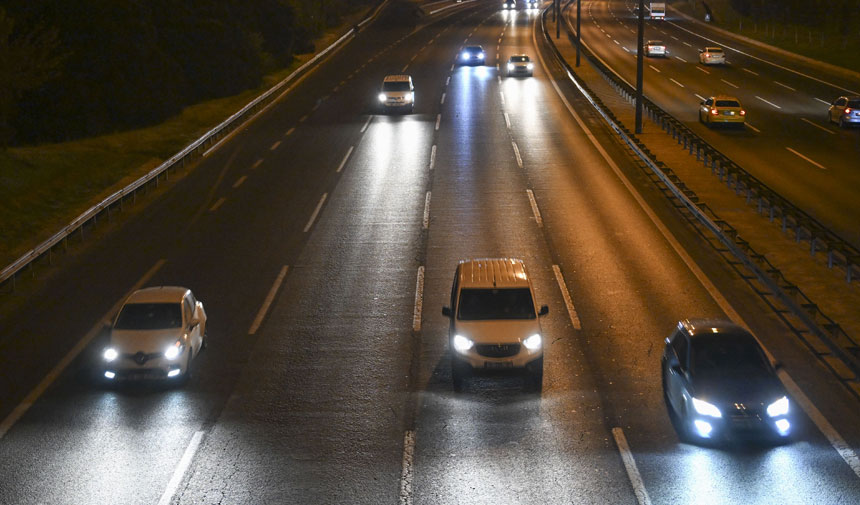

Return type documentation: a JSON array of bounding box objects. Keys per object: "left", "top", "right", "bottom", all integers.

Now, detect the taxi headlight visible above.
[
  {"left": 767, "top": 396, "right": 789, "bottom": 417},
  {"left": 452, "top": 334, "right": 474, "bottom": 353},
  {"left": 164, "top": 341, "right": 184, "bottom": 360},
  {"left": 523, "top": 333, "right": 542, "bottom": 350},
  {"left": 692, "top": 397, "right": 722, "bottom": 418},
  {"left": 103, "top": 347, "right": 119, "bottom": 362}
]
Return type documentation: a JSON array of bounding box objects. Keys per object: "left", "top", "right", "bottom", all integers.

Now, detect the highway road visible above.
[
  {"left": 568, "top": 0, "right": 860, "bottom": 247},
  {"left": 0, "top": 1, "right": 859, "bottom": 504}
]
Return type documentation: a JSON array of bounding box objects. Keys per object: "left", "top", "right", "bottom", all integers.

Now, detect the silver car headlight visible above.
[
  {"left": 527, "top": 63, "right": 534, "bottom": 70},
  {"left": 164, "top": 341, "right": 184, "bottom": 360},
  {"left": 767, "top": 396, "right": 789, "bottom": 417},
  {"left": 523, "top": 333, "right": 542, "bottom": 350},
  {"left": 692, "top": 397, "right": 722, "bottom": 418},
  {"left": 378, "top": 93, "right": 387, "bottom": 102},
  {"left": 103, "top": 347, "right": 119, "bottom": 362},
  {"left": 452, "top": 334, "right": 474, "bottom": 353}
]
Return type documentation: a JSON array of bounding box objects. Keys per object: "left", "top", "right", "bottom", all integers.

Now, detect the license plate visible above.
[
  {"left": 484, "top": 361, "right": 513, "bottom": 369},
  {"left": 724, "top": 111, "right": 734, "bottom": 115}
]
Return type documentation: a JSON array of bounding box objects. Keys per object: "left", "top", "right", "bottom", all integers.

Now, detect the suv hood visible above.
[
  {"left": 454, "top": 319, "right": 541, "bottom": 345},
  {"left": 110, "top": 328, "right": 183, "bottom": 354}
]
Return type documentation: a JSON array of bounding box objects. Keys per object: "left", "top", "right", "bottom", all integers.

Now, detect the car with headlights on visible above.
[
  {"left": 526, "top": 0, "right": 538, "bottom": 8},
  {"left": 662, "top": 319, "right": 792, "bottom": 442},
  {"left": 828, "top": 96, "right": 860, "bottom": 128},
  {"left": 699, "top": 95, "right": 745, "bottom": 127},
  {"left": 699, "top": 46, "right": 725, "bottom": 65},
  {"left": 442, "top": 258, "right": 548, "bottom": 392},
  {"left": 103, "top": 286, "right": 207, "bottom": 383},
  {"left": 506, "top": 54, "right": 534, "bottom": 76},
  {"left": 502, "top": 0, "right": 515, "bottom": 9},
  {"left": 378, "top": 74, "right": 414, "bottom": 113},
  {"left": 459, "top": 45, "right": 485, "bottom": 65},
  {"left": 644, "top": 40, "right": 667, "bottom": 57}
]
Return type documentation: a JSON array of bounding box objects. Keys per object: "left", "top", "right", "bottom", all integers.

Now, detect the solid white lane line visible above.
[
  {"left": 304, "top": 193, "right": 328, "bottom": 232},
  {"left": 745, "top": 122, "right": 760, "bottom": 133},
  {"left": 441, "top": 92, "right": 446, "bottom": 105},
  {"left": 526, "top": 189, "right": 542, "bottom": 227},
  {"left": 800, "top": 117, "right": 835, "bottom": 134},
  {"left": 423, "top": 192, "right": 431, "bottom": 230},
  {"left": 248, "top": 265, "right": 289, "bottom": 335},
  {"left": 399, "top": 430, "right": 416, "bottom": 505},
  {"left": 743, "top": 68, "right": 759, "bottom": 76},
  {"left": 674, "top": 55, "right": 687, "bottom": 63},
  {"left": 435, "top": 114, "right": 441, "bottom": 131},
  {"left": 512, "top": 141, "right": 523, "bottom": 168},
  {"left": 756, "top": 95, "right": 782, "bottom": 109},
  {"left": 336, "top": 146, "right": 354, "bottom": 173},
  {"left": 504, "top": 112, "right": 512, "bottom": 129},
  {"left": 683, "top": 41, "right": 692, "bottom": 47},
  {"left": 232, "top": 175, "right": 247, "bottom": 188},
  {"left": 612, "top": 428, "right": 653, "bottom": 505},
  {"left": 774, "top": 81, "right": 796, "bottom": 91},
  {"left": 252, "top": 159, "right": 263, "bottom": 169},
  {"left": 361, "top": 115, "right": 373, "bottom": 133},
  {"left": 720, "top": 79, "right": 739, "bottom": 89},
  {"left": 552, "top": 265, "right": 582, "bottom": 330},
  {"left": 285, "top": 127, "right": 295, "bottom": 136},
  {"left": 0, "top": 259, "right": 166, "bottom": 439},
  {"left": 694, "top": 93, "right": 706, "bottom": 101},
  {"left": 209, "top": 197, "right": 226, "bottom": 212},
  {"left": 696, "top": 66, "right": 710, "bottom": 74},
  {"left": 412, "top": 268, "right": 425, "bottom": 332},
  {"left": 786, "top": 147, "right": 826, "bottom": 169},
  {"left": 157, "top": 430, "right": 205, "bottom": 505},
  {"left": 649, "top": 64, "right": 661, "bottom": 73},
  {"left": 669, "top": 78, "right": 685, "bottom": 88},
  {"left": 270, "top": 140, "right": 281, "bottom": 151},
  {"left": 814, "top": 97, "right": 830, "bottom": 105},
  {"left": 429, "top": 145, "right": 437, "bottom": 170}
]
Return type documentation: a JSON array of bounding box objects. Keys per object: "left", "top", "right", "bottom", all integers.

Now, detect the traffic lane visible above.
[{"left": 174, "top": 91, "right": 435, "bottom": 505}]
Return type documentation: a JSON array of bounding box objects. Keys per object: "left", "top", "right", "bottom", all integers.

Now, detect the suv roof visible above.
[
  {"left": 383, "top": 74, "right": 412, "bottom": 82},
  {"left": 126, "top": 286, "right": 189, "bottom": 304},
  {"left": 458, "top": 258, "right": 530, "bottom": 288},
  {"left": 678, "top": 318, "right": 747, "bottom": 338}
]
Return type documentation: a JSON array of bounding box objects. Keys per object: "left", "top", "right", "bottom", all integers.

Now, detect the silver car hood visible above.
[{"left": 110, "top": 328, "right": 183, "bottom": 354}]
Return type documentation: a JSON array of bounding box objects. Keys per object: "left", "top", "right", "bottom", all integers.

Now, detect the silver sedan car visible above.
[{"left": 828, "top": 96, "right": 860, "bottom": 128}]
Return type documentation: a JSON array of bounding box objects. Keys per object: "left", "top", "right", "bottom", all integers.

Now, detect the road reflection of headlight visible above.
[{"left": 452, "top": 334, "right": 474, "bottom": 353}]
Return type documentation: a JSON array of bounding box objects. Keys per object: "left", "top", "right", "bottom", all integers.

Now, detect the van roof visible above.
[
  {"left": 457, "top": 258, "right": 530, "bottom": 288},
  {"left": 383, "top": 74, "right": 412, "bottom": 82}
]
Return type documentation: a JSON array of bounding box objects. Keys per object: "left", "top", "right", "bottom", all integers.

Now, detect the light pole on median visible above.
[
  {"left": 635, "top": 0, "right": 645, "bottom": 133},
  {"left": 576, "top": 0, "right": 581, "bottom": 67}
]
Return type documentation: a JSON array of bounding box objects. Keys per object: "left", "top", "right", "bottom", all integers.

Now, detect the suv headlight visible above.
[
  {"left": 461, "top": 52, "right": 470, "bottom": 60},
  {"left": 164, "top": 341, "right": 184, "bottom": 360},
  {"left": 692, "top": 397, "right": 722, "bottom": 418},
  {"left": 378, "top": 93, "right": 387, "bottom": 102},
  {"left": 405, "top": 92, "right": 414, "bottom": 102},
  {"left": 452, "top": 334, "right": 474, "bottom": 353},
  {"left": 523, "top": 333, "right": 542, "bottom": 350},
  {"left": 507, "top": 63, "right": 514, "bottom": 70},
  {"left": 103, "top": 347, "right": 119, "bottom": 362},
  {"left": 767, "top": 396, "right": 789, "bottom": 417}
]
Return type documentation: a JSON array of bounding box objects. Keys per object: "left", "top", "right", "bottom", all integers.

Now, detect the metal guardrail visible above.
[
  {"left": 539, "top": 9, "right": 860, "bottom": 392},
  {"left": 558, "top": 8, "right": 860, "bottom": 285},
  {"left": 0, "top": 0, "right": 389, "bottom": 291}
]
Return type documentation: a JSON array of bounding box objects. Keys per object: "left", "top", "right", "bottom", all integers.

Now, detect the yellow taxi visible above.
[{"left": 699, "top": 95, "right": 746, "bottom": 127}]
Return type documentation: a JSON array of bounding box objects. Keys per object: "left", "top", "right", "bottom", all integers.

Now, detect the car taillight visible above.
[
  {"left": 846, "top": 108, "right": 853, "bottom": 114},
  {"left": 711, "top": 108, "right": 719, "bottom": 115},
  {"left": 740, "top": 110, "right": 746, "bottom": 116}
]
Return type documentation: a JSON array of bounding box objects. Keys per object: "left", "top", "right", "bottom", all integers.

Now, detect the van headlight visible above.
[
  {"left": 405, "top": 92, "right": 414, "bottom": 102},
  {"left": 692, "top": 397, "right": 722, "bottom": 418},
  {"left": 378, "top": 93, "right": 387, "bottom": 102},
  {"left": 523, "top": 334, "right": 542, "bottom": 350},
  {"left": 767, "top": 396, "right": 789, "bottom": 417},
  {"left": 452, "top": 334, "right": 474, "bottom": 353},
  {"left": 103, "top": 347, "right": 119, "bottom": 362},
  {"left": 164, "top": 341, "right": 184, "bottom": 360},
  {"left": 527, "top": 63, "right": 534, "bottom": 70}
]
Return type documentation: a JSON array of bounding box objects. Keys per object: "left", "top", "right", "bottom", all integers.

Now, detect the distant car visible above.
[
  {"left": 699, "top": 95, "right": 745, "bottom": 127},
  {"left": 828, "top": 96, "right": 860, "bottom": 128},
  {"left": 662, "top": 319, "right": 792, "bottom": 442},
  {"left": 502, "top": 0, "right": 515, "bottom": 9},
  {"left": 460, "top": 45, "right": 485, "bottom": 65},
  {"left": 699, "top": 46, "right": 725, "bottom": 65},
  {"left": 442, "top": 258, "right": 548, "bottom": 392},
  {"left": 645, "top": 40, "right": 667, "bottom": 57},
  {"left": 103, "top": 286, "right": 207, "bottom": 382},
  {"left": 378, "top": 74, "right": 414, "bottom": 113},
  {"left": 526, "top": 0, "right": 538, "bottom": 8},
  {"left": 506, "top": 54, "right": 534, "bottom": 76}
]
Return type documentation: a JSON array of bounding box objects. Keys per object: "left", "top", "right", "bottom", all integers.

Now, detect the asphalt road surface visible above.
[{"left": 0, "top": 1, "right": 858, "bottom": 504}]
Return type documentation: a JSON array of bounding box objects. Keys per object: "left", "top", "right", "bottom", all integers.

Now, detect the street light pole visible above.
[
  {"left": 556, "top": 0, "right": 560, "bottom": 39},
  {"left": 635, "top": 0, "right": 645, "bottom": 133},
  {"left": 576, "top": 0, "right": 581, "bottom": 67}
]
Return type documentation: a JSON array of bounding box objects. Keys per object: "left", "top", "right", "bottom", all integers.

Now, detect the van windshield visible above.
[
  {"left": 383, "top": 82, "right": 411, "bottom": 91},
  {"left": 457, "top": 288, "right": 536, "bottom": 320}
]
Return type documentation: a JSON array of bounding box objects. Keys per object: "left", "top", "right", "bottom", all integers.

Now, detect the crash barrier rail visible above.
[
  {"left": 0, "top": 0, "right": 389, "bottom": 292},
  {"left": 558, "top": 7, "right": 860, "bottom": 286},
  {"left": 540, "top": 9, "right": 860, "bottom": 390}
]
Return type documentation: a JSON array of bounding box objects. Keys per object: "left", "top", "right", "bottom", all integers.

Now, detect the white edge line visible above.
[
  {"left": 361, "top": 115, "right": 373, "bottom": 133},
  {"left": 156, "top": 430, "right": 205, "bottom": 505},
  {"left": 422, "top": 192, "right": 431, "bottom": 230},
  {"left": 429, "top": 144, "right": 437, "bottom": 170},
  {"left": 336, "top": 146, "right": 354, "bottom": 173},
  {"left": 552, "top": 265, "right": 582, "bottom": 330},
  {"left": 248, "top": 265, "right": 289, "bottom": 335},
  {"left": 399, "top": 430, "right": 416, "bottom": 505},
  {"left": 304, "top": 193, "right": 328, "bottom": 233},
  {"left": 0, "top": 259, "right": 166, "bottom": 439},
  {"left": 612, "top": 428, "right": 653, "bottom": 505},
  {"left": 525, "top": 189, "right": 542, "bottom": 227},
  {"left": 412, "top": 267, "right": 425, "bottom": 332}
]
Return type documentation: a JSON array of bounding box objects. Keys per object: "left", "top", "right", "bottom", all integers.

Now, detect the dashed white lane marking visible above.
[
  {"left": 156, "top": 430, "right": 205, "bottom": 505},
  {"left": 756, "top": 95, "right": 781, "bottom": 109},
  {"left": 720, "top": 79, "right": 739, "bottom": 89},
  {"left": 285, "top": 127, "right": 295, "bottom": 136},
  {"left": 623, "top": 46, "right": 630, "bottom": 53},
  {"left": 694, "top": 93, "right": 706, "bottom": 101},
  {"left": 361, "top": 116, "right": 373, "bottom": 133},
  {"left": 232, "top": 175, "right": 247, "bottom": 188},
  {"left": 412, "top": 268, "right": 425, "bottom": 332},
  {"left": 669, "top": 78, "right": 685, "bottom": 88},
  {"left": 441, "top": 92, "right": 446, "bottom": 105},
  {"left": 270, "top": 140, "right": 281, "bottom": 151},
  {"left": 552, "top": 265, "right": 582, "bottom": 330},
  {"left": 800, "top": 117, "right": 835, "bottom": 134},
  {"left": 743, "top": 68, "right": 759, "bottom": 76},
  {"left": 446, "top": 76, "right": 450, "bottom": 86},
  {"left": 670, "top": 35, "right": 679, "bottom": 40},
  {"left": 304, "top": 193, "right": 328, "bottom": 232},
  {"left": 614, "top": 39, "right": 620, "bottom": 45},
  {"left": 814, "top": 97, "right": 830, "bottom": 105},
  {"left": 311, "top": 102, "right": 320, "bottom": 111},
  {"left": 745, "top": 122, "right": 761, "bottom": 133},
  {"left": 500, "top": 91, "right": 506, "bottom": 105},
  {"left": 249, "top": 265, "right": 289, "bottom": 335},
  {"left": 612, "top": 428, "right": 653, "bottom": 505},
  {"left": 674, "top": 55, "right": 687, "bottom": 63},
  {"left": 512, "top": 141, "right": 523, "bottom": 168},
  {"left": 435, "top": 114, "right": 441, "bottom": 131},
  {"left": 683, "top": 41, "right": 692, "bottom": 47},
  {"left": 774, "top": 81, "right": 796, "bottom": 91},
  {"left": 606, "top": 33, "right": 611, "bottom": 38},
  {"left": 696, "top": 66, "right": 710, "bottom": 74},
  {"left": 786, "top": 147, "right": 826, "bottom": 169},
  {"left": 299, "top": 114, "right": 308, "bottom": 122},
  {"left": 526, "top": 189, "right": 542, "bottom": 227},
  {"left": 649, "top": 64, "right": 661, "bottom": 73},
  {"left": 252, "top": 159, "right": 263, "bottom": 169},
  {"left": 399, "top": 430, "right": 416, "bottom": 505},
  {"left": 504, "top": 112, "right": 512, "bottom": 129},
  {"left": 402, "top": 64, "right": 409, "bottom": 72},
  {"left": 450, "top": 63, "right": 455, "bottom": 71},
  {"left": 423, "top": 192, "right": 431, "bottom": 230},
  {"left": 209, "top": 197, "right": 226, "bottom": 212},
  {"left": 336, "top": 146, "right": 354, "bottom": 173},
  {"left": 429, "top": 144, "right": 437, "bottom": 170},
  {"left": 0, "top": 258, "right": 165, "bottom": 439}
]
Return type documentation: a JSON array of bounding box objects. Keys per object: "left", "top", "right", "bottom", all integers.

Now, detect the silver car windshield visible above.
[{"left": 115, "top": 303, "right": 182, "bottom": 330}]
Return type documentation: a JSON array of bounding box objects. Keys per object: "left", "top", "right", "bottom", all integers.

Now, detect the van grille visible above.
[{"left": 475, "top": 344, "right": 520, "bottom": 358}]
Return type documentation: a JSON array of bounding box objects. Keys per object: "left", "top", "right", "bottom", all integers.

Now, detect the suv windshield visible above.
[
  {"left": 511, "top": 56, "right": 529, "bottom": 62},
  {"left": 115, "top": 303, "right": 182, "bottom": 330},
  {"left": 691, "top": 333, "right": 769, "bottom": 374},
  {"left": 383, "top": 81, "right": 411, "bottom": 92},
  {"left": 457, "top": 288, "right": 536, "bottom": 320}
]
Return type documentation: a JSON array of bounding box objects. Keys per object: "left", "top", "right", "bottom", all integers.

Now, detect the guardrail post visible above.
[{"left": 811, "top": 237, "right": 817, "bottom": 256}]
